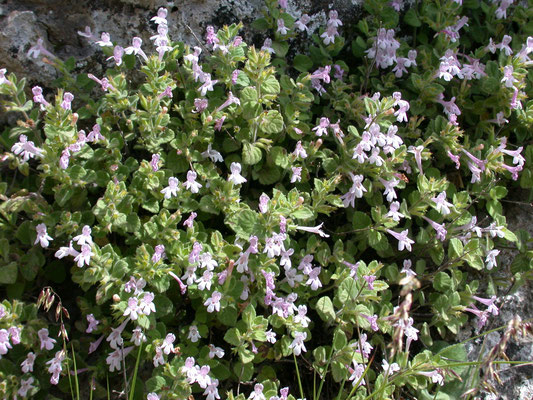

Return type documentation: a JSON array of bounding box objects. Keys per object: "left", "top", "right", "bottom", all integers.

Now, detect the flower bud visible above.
[
  {"left": 71, "top": 113, "right": 79, "bottom": 125},
  {"left": 112, "top": 294, "right": 120, "bottom": 302},
  {"left": 206, "top": 115, "right": 213, "bottom": 123}
]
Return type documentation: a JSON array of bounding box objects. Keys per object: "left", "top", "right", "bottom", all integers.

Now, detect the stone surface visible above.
[
  {"left": 459, "top": 190, "right": 533, "bottom": 400},
  {"left": 0, "top": 0, "right": 360, "bottom": 86}
]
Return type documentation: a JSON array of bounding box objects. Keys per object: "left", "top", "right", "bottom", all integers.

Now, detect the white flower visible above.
[
  {"left": 188, "top": 325, "right": 201, "bottom": 342},
  {"left": 204, "top": 291, "right": 222, "bottom": 313},
  {"left": 431, "top": 191, "right": 453, "bottom": 215},
  {"left": 35, "top": 223, "right": 53, "bottom": 248},
  {"left": 74, "top": 244, "right": 93, "bottom": 267},
  {"left": 208, "top": 344, "right": 225, "bottom": 358},
  {"left": 161, "top": 177, "right": 180, "bottom": 199},
  {"left": 289, "top": 331, "right": 307, "bottom": 356},
  {"left": 73, "top": 225, "right": 93, "bottom": 246},
  {"left": 228, "top": 162, "right": 247, "bottom": 184}
]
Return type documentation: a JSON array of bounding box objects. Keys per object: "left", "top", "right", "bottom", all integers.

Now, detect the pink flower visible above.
[
  {"left": 422, "top": 216, "right": 447, "bottom": 241},
  {"left": 21, "top": 352, "right": 36, "bottom": 373},
  {"left": 431, "top": 191, "right": 453, "bottom": 215},
  {"left": 124, "top": 297, "right": 141, "bottom": 320},
  {"left": 168, "top": 271, "right": 187, "bottom": 294},
  {"left": 188, "top": 325, "right": 201, "bottom": 342},
  {"left": 295, "top": 14, "right": 310, "bottom": 33},
  {"left": 386, "top": 229, "right": 414, "bottom": 252},
  {"left": 95, "top": 32, "right": 113, "bottom": 47},
  {"left": 291, "top": 167, "right": 302, "bottom": 183},
  {"left": 74, "top": 244, "right": 93, "bottom": 267},
  {"left": 261, "top": 38, "right": 275, "bottom": 54},
  {"left": 0, "top": 329, "right": 12, "bottom": 355},
  {"left": 38, "top": 328, "right": 56, "bottom": 350},
  {"left": 259, "top": 193, "right": 270, "bottom": 213},
  {"left": 11, "top": 134, "right": 45, "bottom": 161},
  {"left": 161, "top": 333, "right": 176, "bottom": 355},
  {"left": 289, "top": 331, "right": 307, "bottom": 355},
  {"left": 277, "top": 19, "right": 289, "bottom": 35},
  {"left": 204, "top": 291, "right": 222, "bottom": 313},
  {"left": 139, "top": 292, "right": 156, "bottom": 315},
  {"left": 86, "top": 314, "right": 100, "bottom": 333},
  {"left": 321, "top": 25, "right": 338, "bottom": 45},
  {"left": 124, "top": 37, "right": 148, "bottom": 61},
  {"left": 18, "top": 377, "right": 36, "bottom": 397},
  {"left": 312, "top": 117, "right": 330, "bottom": 136},
  {"left": 193, "top": 98, "right": 208, "bottom": 113}
]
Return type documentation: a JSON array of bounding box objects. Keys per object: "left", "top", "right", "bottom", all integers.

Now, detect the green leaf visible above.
[
  {"left": 316, "top": 296, "right": 335, "bottom": 323},
  {"left": 229, "top": 209, "right": 260, "bottom": 239},
  {"left": 0, "top": 263, "right": 18, "bottom": 284},
  {"left": 54, "top": 185, "right": 74, "bottom": 207},
  {"left": 337, "top": 277, "right": 357, "bottom": 303},
  {"left": 154, "top": 295, "right": 173, "bottom": 317},
  {"left": 259, "top": 110, "right": 284, "bottom": 135},
  {"left": 224, "top": 328, "right": 241, "bottom": 346},
  {"left": 352, "top": 211, "right": 372, "bottom": 230},
  {"left": 251, "top": 18, "right": 269, "bottom": 30},
  {"left": 448, "top": 238, "right": 463, "bottom": 260},
  {"left": 270, "top": 146, "right": 289, "bottom": 168},
  {"left": 239, "top": 347, "right": 255, "bottom": 363},
  {"left": 271, "top": 41, "right": 289, "bottom": 57},
  {"left": 433, "top": 271, "right": 453, "bottom": 292},
  {"left": 218, "top": 304, "right": 238, "bottom": 326},
  {"left": 15, "top": 221, "right": 33, "bottom": 246},
  {"left": 261, "top": 75, "right": 280, "bottom": 95},
  {"left": 404, "top": 8, "right": 421, "bottom": 27},
  {"left": 142, "top": 198, "right": 159, "bottom": 213},
  {"left": 333, "top": 328, "right": 347, "bottom": 351},
  {"left": 293, "top": 54, "right": 313, "bottom": 72},
  {"left": 146, "top": 376, "right": 166, "bottom": 392},
  {"left": 257, "top": 165, "right": 281, "bottom": 185},
  {"left": 242, "top": 141, "right": 263, "bottom": 165},
  {"left": 240, "top": 87, "right": 258, "bottom": 103},
  {"left": 501, "top": 227, "right": 517, "bottom": 242},
  {"left": 292, "top": 207, "right": 314, "bottom": 220},
  {"left": 242, "top": 101, "right": 262, "bottom": 119}
]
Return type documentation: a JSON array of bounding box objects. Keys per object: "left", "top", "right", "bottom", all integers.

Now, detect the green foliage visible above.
[{"left": 0, "top": 1, "right": 532, "bottom": 399}]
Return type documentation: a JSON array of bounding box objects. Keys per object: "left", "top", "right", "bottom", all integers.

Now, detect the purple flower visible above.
[
  {"left": 431, "top": 191, "right": 453, "bottom": 215},
  {"left": 124, "top": 37, "right": 148, "bottom": 61},
  {"left": 422, "top": 216, "right": 447, "bottom": 241},
  {"left": 95, "top": 32, "right": 113, "bottom": 47},
  {"left": 38, "top": 328, "right": 56, "bottom": 350},
  {"left": 86, "top": 314, "right": 100, "bottom": 333},
  {"left": 11, "top": 134, "right": 45, "bottom": 161},
  {"left": 386, "top": 229, "right": 414, "bottom": 252},
  {"left": 183, "top": 212, "right": 197, "bottom": 228}
]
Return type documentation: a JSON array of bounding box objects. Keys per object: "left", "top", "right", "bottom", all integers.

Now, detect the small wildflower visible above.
[{"left": 35, "top": 223, "right": 53, "bottom": 248}]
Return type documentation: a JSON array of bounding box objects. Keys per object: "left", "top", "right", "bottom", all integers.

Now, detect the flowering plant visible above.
[{"left": 1, "top": 0, "right": 533, "bottom": 399}]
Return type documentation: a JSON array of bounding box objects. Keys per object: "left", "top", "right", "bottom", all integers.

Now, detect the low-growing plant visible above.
[{"left": 1, "top": 0, "right": 533, "bottom": 399}]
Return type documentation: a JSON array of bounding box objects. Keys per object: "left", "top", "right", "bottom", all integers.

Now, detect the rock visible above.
[{"left": 459, "top": 190, "right": 533, "bottom": 400}]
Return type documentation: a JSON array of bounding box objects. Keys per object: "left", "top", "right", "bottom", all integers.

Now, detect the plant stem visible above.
[
  {"left": 294, "top": 353, "right": 305, "bottom": 400},
  {"left": 128, "top": 343, "right": 143, "bottom": 400}
]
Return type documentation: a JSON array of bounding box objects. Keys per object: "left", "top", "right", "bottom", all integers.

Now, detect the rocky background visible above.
[{"left": 1, "top": 0, "right": 532, "bottom": 398}]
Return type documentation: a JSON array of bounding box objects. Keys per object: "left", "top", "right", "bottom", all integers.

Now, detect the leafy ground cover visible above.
[{"left": 1, "top": 0, "right": 533, "bottom": 399}]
